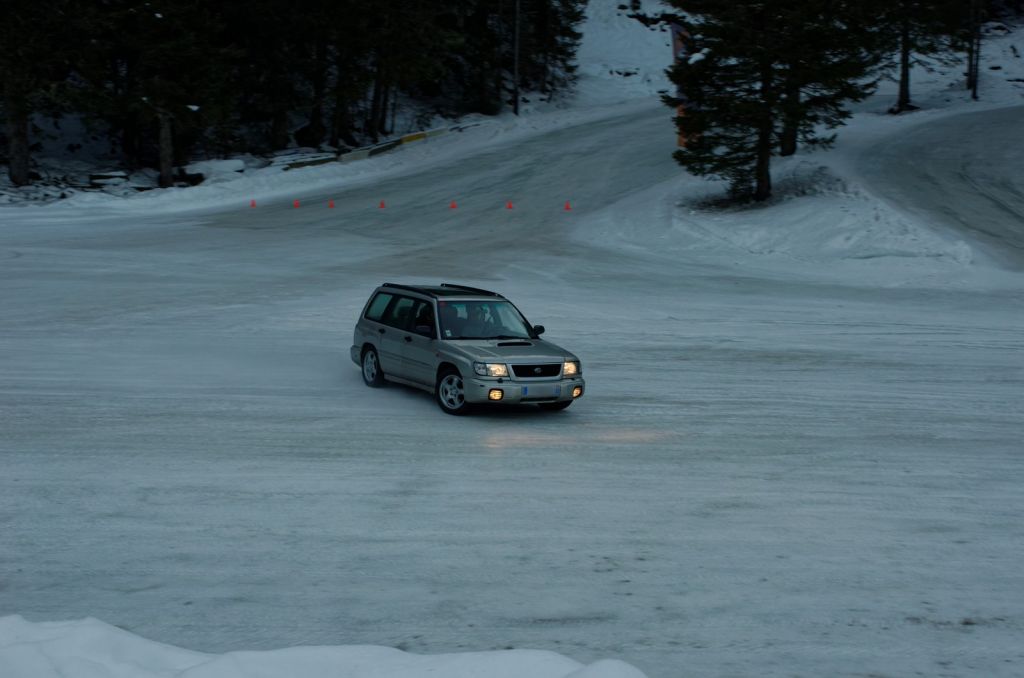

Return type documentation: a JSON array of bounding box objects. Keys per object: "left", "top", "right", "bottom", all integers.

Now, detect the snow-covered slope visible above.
[{"left": 574, "top": 1, "right": 674, "bottom": 104}]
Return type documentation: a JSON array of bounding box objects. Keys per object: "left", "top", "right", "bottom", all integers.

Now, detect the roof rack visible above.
[
  {"left": 381, "top": 282, "right": 436, "bottom": 297},
  {"left": 440, "top": 283, "right": 502, "bottom": 297}
]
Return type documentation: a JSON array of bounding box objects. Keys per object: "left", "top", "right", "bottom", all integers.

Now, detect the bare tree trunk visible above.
[
  {"left": 754, "top": 121, "right": 773, "bottom": 201},
  {"left": 270, "top": 108, "right": 290, "bottom": 150},
  {"left": 492, "top": 64, "right": 504, "bottom": 115},
  {"left": 378, "top": 82, "right": 390, "bottom": 136},
  {"left": 779, "top": 78, "right": 799, "bottom": 156},
  {"left": 970, "top": 0, "right": 982, "bottom": 101},
  {"left": 157, "top": 109, "right": 174, "bottom": 188},
  {"left": 304, "top": 35, "right": 328, "bottom": 146},
  {"left": 971, "top": 29, "right": 982, "bottom": 100},
  {"left": 966, "top": 0, "right": 982, "bottom": 95},
  {"left": 512, "top": 0, "right": 520, "bottom": 115},
  {"left": 493, "top": 0, "right": 505, "bottom": 115},
  {"left": 389, "top": 86, "right": 397, "bottom": 135},
  {"left": 896, "top": 18, "right": 913, "bottom": 112},
  {"left": 120, "top": 116, "right": 140, "bottom": 170},
  {"left": 330, "top": 89, "right": 357, "bottom": 148},
  {"left": 4, "top": 88, "right": 31, "bottom": 186},
  {"left": 754, "top": 65, "right": 774, "bottom": 202},
  {"left": 367, "top": 62, "right": 384, "bottom": 142},
  {"left": 965, "top": 24, "right": 976, "bottom": 91}
]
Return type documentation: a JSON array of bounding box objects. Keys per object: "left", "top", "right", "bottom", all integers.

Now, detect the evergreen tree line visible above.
[
  {"left": 0, "top": 0, "right": 584, "bottom": 187},
  {"left": 664, "top": 0, "right": 1022, "bottom": 202}
]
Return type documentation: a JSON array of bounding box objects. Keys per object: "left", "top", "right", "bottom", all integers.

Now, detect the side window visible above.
[
  {"left": 438, "top": 301, "right": 467, "bottom": 338},
  {"left": 411, "top": 301, "right": 436, "bottom": 337},
  {"left": 364, "top": 292, "right": 393, "bottom": 322},
  {"left": 381, "top": 296, "right": 416, "bottom": 329}
]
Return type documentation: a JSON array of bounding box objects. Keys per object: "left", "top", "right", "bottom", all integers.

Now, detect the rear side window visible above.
[
  {"left": 381, "top": 296, "right": 417, "bottom": 329},
  {"left": 364, "top": 292, "right": 393, "bottom": 322}
]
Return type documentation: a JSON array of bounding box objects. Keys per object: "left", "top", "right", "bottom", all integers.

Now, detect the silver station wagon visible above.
[{"left": 351, "top": 283, "right": 585, "bottom": 414}]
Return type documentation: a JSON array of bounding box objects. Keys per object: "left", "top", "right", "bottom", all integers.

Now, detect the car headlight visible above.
[
  {"left": 473, "top": 362, "right": 509, "bottom": 377},
  {"left": 563, "top": 360, "right": 580, "bottom": 376}
]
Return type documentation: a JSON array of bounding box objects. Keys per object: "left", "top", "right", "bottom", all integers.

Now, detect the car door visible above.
[
  {"left": 377, "top": 295, "right": 417, "bottom": 379},
  {"left": 401, "top": 299, "right": 437, "bottom": 386}
]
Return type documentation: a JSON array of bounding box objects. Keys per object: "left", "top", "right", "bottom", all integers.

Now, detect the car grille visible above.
[{"left": 511, "top": 363, "right": 561, "bottom": 378}]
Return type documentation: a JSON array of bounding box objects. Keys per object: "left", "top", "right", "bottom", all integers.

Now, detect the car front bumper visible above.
[
  {"left": 350, "top": 345, "right": 361, "bottom": 366},
  {"left": 463, "top": 376, "right": 585, "bottom": 405}
]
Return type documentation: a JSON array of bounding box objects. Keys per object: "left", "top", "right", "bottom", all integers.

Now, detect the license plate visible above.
[{"left": 522, "top": 385, "right": 560, "bottom": 397}]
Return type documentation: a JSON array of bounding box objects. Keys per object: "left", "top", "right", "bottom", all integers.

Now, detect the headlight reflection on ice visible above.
[{"left": 484, "top": 429, "right": 670, "bottom": 450}]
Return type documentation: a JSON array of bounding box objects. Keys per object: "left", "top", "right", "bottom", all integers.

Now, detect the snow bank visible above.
[
  {"left": 0, "top": 616, "right": 648, "bottom": 678},
  {"left": 183, "top": 158, "right": 247, "bottom": 183},
  {"left": 572, "top": 155, "right": 991, "bottom": 288}
]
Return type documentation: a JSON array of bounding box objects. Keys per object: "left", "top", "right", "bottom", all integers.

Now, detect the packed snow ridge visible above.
[{"left": 0, "top": 617, "right": 647, "bottom": 678}]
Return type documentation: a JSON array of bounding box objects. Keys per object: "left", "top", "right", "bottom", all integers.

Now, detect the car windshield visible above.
[{"left": 437, "top": 300, "right": 534, "bottom": 340}]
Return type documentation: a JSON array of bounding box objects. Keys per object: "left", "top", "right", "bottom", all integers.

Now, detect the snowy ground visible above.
[{"left": 3, "top": 6, "right": 1024, "bottom": 678}]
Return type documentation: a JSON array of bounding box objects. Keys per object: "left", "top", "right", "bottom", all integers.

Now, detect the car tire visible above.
[
  {"left": 539, "top": 400, "right": 573, "bottom": 411},
  {"left": 436, "top": 367, "right": 471, "bottom": 415},
  {"left": 361, "top": 347, "right": 386, "bottom": 387}
]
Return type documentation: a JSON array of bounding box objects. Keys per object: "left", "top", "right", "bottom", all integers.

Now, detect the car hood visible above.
[{"left": 443, "top": 338, "right": 574, "bottom": 363}]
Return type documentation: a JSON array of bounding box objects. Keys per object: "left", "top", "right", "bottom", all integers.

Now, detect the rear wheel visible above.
[
  {"left": 436, "top": 368, "right": 470, "bottom": 415},
  {"left": 361, "top": 347, "right": 385, "bottom": 387},
  {"left": 539, "top": 400, "right": 573, "bottom": 411}
]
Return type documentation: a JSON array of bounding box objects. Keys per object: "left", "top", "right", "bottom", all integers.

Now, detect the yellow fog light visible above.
[
  {"left": 572, "top": 386, "right": 583, "bottom": 398},
  {"left": 488, "top": 389, "right": 504, "bottom": 401}
]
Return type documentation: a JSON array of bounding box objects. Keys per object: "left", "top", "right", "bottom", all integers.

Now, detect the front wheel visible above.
[
  {"left": 361, "top": 347, "right": 386, "bottom": 387},
  {"left": 436, "top": 368, "right": 470, "bottom": 415},
  {"left": 539, "top": 400, "right": 573, "bottom": 411}
]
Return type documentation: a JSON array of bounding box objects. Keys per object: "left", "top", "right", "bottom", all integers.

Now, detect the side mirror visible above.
[
  {"left": 415, "top": 325, "right": 434, "bottom": 337},
  {"left": 533, "top": 324, "right": 545, "bottom": 336}
]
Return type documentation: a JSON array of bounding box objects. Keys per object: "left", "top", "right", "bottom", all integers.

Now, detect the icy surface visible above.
[
  {"left": 2, "top": 10, "right": 1024, "bottom": 678},
  {"left": 2, "top": 98, "right": 1023, "bottom": 676}
]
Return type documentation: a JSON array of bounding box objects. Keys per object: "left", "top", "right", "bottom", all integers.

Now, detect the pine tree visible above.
[
  {"left": 437, "top": 0, "right": 585, "bottom": 116},
  {"left": 218, "top": 0, "right": 304, "bottom": 151},
  {"left": 777, "top": 1, "right": 880, "bottom": 156},
  {"left": 359, "top": 1, "right": 454, "bottom": 140},
  {"left": 664, "top": 1, "right": 876, "bottom": 201},
  {"left": 0, "top": 0, "right": 77, "bottom": 186},
  {"left": 436, "top": 1, "right": 504, "bottom": 116},
  {"left": 325, "top": 2, "right": 375, "bottom": 148},
  {"left": 519, "top": 0, "right": 585, "bottom": 100},
  {"left": 4, "top": 0, "right": 591, "bottom": 184},
  {"left": 75, "top": 0, "right": 233, "bottom": 185},
  {"left": 874, "top": 0, "right": 963, "bottom": 113}
]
